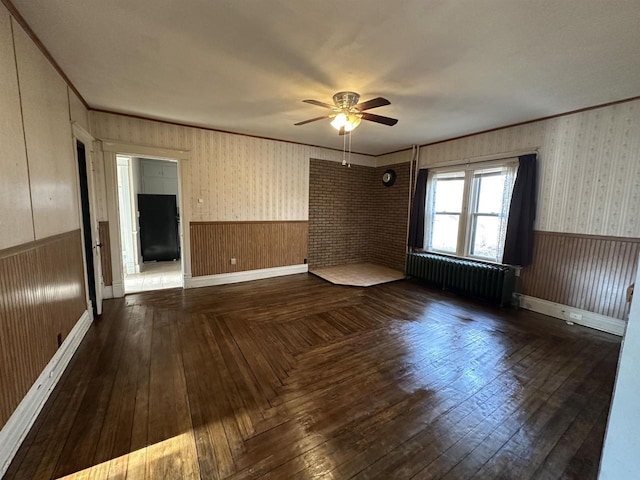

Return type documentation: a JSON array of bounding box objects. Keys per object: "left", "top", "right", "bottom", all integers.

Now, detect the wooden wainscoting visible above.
[
  {"left": 0, "top": 230, "right": 86, "bottom": 428},
  {"left": 98, "top": 221, "right": 112, "bottom": 286},
  {"left": 190, "top": 221, "right": 308, "bottom": 277},
  {"left": 519, "top": 231, "right": 640, "bottom": 320}
]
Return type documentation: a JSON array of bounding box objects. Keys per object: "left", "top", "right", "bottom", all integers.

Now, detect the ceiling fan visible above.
[{"left": 294, "top": 91, "right": 398, "bottom": 135}]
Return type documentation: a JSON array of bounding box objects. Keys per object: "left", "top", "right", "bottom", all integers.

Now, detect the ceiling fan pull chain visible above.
[{"left": 342, "top": 130, "right": 347, "bottom": 166}]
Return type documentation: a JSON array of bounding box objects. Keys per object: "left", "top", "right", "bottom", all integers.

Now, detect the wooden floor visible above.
[{"left": 6, "top": 274, "right": 620, "bottom": 479}]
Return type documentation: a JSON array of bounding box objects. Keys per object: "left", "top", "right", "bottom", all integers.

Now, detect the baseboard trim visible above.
[
  {"left": 112, "top": 281, "right": 125, "bottom": 298},
  {"left": 519, "top": 295, "right": 626, "bottom": 336},
  {"left": 102, "top": 285, "right": 114, "bottom": 299},
  {"left": 0, "top": 309, "right": 93, "bottom": 476},
  {"left": 186, "top": 264, "right": 308, "bottom": 288}
]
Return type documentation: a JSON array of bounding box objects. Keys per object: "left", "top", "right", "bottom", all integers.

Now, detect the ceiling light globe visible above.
[
  {"left": 344, "top": 114, "right": 362, "bottom": 132},
  {"left": 331, "top": 113, "right": 347, "bottom": 130}
]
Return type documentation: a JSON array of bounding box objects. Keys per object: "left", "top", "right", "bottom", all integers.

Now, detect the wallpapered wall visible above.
[
  {"left": 0, "top": 3, "right": 88, "bottom": 433},
  {"left": 420, "top": 99, "right": 640, "bottom": 238},
  {"left": 0, "top": 5, "right": 83, "bottom": 250},
  {"left": 377, "top": 149, "right": 414, "bottom": 167},
  {"left": 0, "top": 6, "right": 32, "bottom": 250},
  {"left": 90, "top": 112, "right": 376, "bottom": 222}
]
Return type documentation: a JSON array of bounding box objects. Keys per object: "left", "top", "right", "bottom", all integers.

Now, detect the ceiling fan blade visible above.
[
  {"left": 356, "top": 97, "right": 391, "bottom": 111},
  {"left": 294, "top": 115, "right": 330, "bottom": 126},
  {"left": 362, "top": 112, "right": 398, "bottom": 126},
  {"left": 302, "top": 99, "right": 335, "bottom": 109}
]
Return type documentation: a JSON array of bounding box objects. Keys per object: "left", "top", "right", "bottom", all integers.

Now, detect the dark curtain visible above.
[
  {"left": 408, "top": 169, "right": 429, "bottom": 249},
  {"left": 503, "top": 154, "right": 538, "bottom": 265}
]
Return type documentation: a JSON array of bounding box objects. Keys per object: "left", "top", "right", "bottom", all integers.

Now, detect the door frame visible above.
[
  {"left": 116, "top": 155, "right": 142, "bottom": 275},
  {"left": 72, "top": 122, "right": 104, "bottom": 314},
  {"left": 101, "top": 141, "right": 191, "bottom": 297}
]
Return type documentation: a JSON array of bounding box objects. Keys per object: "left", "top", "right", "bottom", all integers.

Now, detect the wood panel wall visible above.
[
  {"left": 190, "top": 221, "right": 308, "bottom": 276},
  {"left": 519, "top": 231, "right": 640, "bottom": 320},
  {"left": 98, "top": 221, "right": 112, "bottom": 286},
  {"left": 0, "top": 230, "right": 87, "bottom": 428}
]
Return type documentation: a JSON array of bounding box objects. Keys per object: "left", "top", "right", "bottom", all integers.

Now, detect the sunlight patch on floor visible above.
[{"left": 56, "top": 433, "right": 199, "bottom": 480}]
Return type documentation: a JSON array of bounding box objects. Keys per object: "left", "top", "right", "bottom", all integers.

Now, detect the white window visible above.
[{"left": 425, "top": 160, "right": 517, "bottom": 263}]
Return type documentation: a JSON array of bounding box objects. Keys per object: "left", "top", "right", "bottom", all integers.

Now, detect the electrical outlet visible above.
[
  {"left": 569, "top": 312, "right": 582, "bottom": 321},
  {"left": 512, "top": 293, "right": 522, "bottom": 309},
  {"left": 230, "top": 258, "right": 236, "bottom": 265}
]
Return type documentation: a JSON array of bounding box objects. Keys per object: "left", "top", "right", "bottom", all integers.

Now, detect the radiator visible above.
[{"left": 406, "top": 253, "right": 516, "bottom": 306}]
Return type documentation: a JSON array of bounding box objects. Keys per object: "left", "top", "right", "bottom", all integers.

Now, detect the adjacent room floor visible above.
[
  {"left": 6, "top": 274, "right": 620, "bottom": 479},
  {"left": 123, "top": 260, "right": 182, "bottom": 293}
]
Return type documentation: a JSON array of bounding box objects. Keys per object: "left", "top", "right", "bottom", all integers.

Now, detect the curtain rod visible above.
[{"left": 425, "top": 147, "right": 539, "bottom": 169}]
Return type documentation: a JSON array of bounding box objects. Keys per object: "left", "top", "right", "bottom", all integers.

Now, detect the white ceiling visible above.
[{"left": 12, "top": 0, "right": 640, "bottom": 155}]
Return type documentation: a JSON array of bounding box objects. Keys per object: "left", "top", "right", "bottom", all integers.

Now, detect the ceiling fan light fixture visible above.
[
  {"left": 296, "top": 91, "right": 396, "bottom": 131},
  {"left": 330, "top": 112, "right": 347, "bottom": 130},
  {"left": 330, "top": 112, "right": 362, "bottom": 132},
  {"left": 345, "top": 114, "right": 362, "bottom": 132}
]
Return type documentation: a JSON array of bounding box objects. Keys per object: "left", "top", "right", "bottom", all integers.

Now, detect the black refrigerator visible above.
[{"left": 138, "top": 194, "right": 180, "bottom": 262}]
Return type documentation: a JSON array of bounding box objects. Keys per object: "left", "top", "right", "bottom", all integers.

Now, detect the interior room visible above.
[
  {"left": 0, "top": 1, "right": 638, "bottom": 479},
  {"left": 116, "top": 155, "right": 183, "bottom": 293}
]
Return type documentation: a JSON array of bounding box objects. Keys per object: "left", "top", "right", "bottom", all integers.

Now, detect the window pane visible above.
[
  {"left": 431, "top": 214, "right": 459, "bottom": 253},
  {"left": 476, "top": 173, "right": 505, "bottom": 214},
  {"left": 434, "top": 177, "right": 464, "bottom": 213},
  {"left": 471, "top": 215, "right": 500, "bottom": 260}
]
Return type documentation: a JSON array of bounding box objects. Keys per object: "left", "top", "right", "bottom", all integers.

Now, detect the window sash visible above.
[
  {"left": 468, "top": 213, "right": 501, "bottom": 260},
  {"left": 432, "top": 176, "right": 465, "bottom": 215},
  {"left": 471, "top": 171, "right": 504, "bottom": 215},
  {"left": 430, "top": 212, "right": 460, "bottom": 254},
  {"left": 426, "top": 171, "right": 466, "bottom": 254},
  {"left": 425, "top": 160, "right": 517, "bottom": 262}
]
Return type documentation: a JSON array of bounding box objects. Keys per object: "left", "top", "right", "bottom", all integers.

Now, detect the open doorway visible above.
[{"left": 116, "top": 155, "right": 183, "bottom": 293}]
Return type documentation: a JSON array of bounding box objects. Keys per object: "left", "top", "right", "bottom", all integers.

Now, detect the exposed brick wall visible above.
[
  {"left": 370, "top": 162, "right": 412, "bottom": 271},
  {"left": 308, "top": 159, "right": 411, "bottom": 271},
  {"left": 308, "top": 160, "right": 375, "bottom": 268}
]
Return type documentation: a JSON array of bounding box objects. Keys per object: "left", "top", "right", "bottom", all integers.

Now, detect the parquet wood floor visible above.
[{"left": 5, "top": 274, "right": 620, "bottom": 479}]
